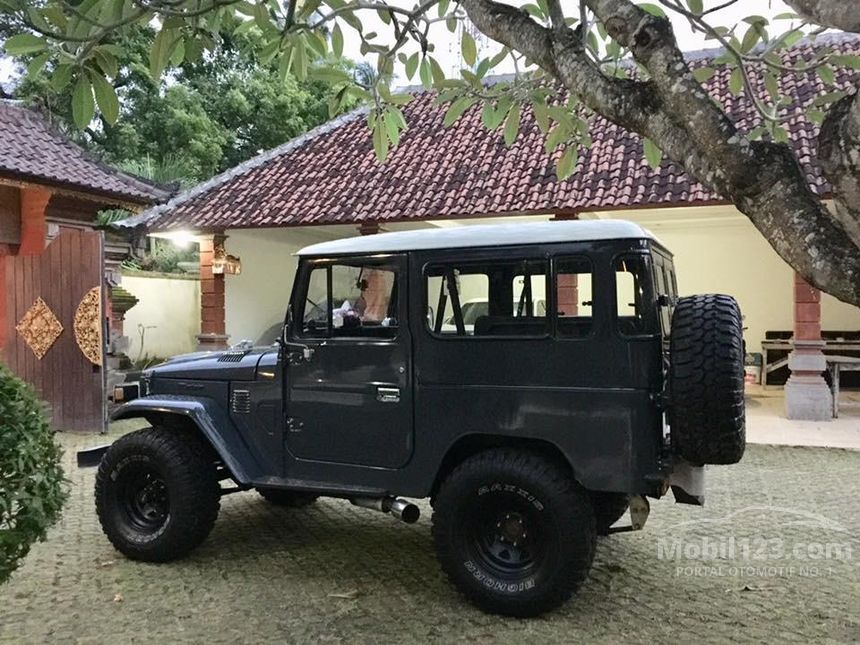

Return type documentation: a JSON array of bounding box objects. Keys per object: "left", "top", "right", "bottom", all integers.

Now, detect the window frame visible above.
[
  {"left": 611, "top": 251, "right": 659, "bottom": 338},
  {"left": 422, "top": 256, "right": 552, "bottom": 341},
  {"left": 293, "top": 255, "right": 403, "bottom": 342}
]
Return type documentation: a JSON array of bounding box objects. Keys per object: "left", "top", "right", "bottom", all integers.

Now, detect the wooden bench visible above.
[{"left": 827, "top": 355, "right": 860, "bottom": 418}]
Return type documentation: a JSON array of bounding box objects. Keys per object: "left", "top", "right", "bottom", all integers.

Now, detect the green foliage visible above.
[{"left": 0, "top": 364, "right": 67, "bottom": 585}]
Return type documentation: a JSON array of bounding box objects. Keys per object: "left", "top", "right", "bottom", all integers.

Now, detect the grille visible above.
[
  {"left": 231, "top": 389, "right": 251, "bottom": 414},
  {"left": 218, "top": 351, "right": 247, "bottom": 363}
]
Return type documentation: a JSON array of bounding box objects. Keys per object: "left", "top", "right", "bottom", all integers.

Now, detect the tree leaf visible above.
[
  {"left": 461, "top": 31, "right": 477, "bottom": 67},
  {"left": 419, "top": 57, "right": 432, "bottom": 89},
  {"left": 443, "top": 97, "right": 473, "bottom": 127},
  {"left": 728, "top": 67, "right": 743, "bottom": 96},
  {"left": 831, "top": 54, "right": 860, "bottom": 70},
  {"left": 429, "top": 56, "right": 446, "bottom": 84},
  {"left": 692, "top": 66, "right": 714, "bottom": 83},
  {"left": 150, "top": 27, "right": 178, "bottom": 80},
  {"left": 405, "top": 52, "right": 419, "bottom": 80},
  {"left": 638, "top": 3, "right": 666, "bottom": 17},
  {"left": 372, "top": 117, "right": 388, "bottom": 161},
  {"left": 643, "top": 137, "right": 662, "bottom": 169},
  {"left": 26, "top": 53, "right": 50, "bottom": 78},
  {"left": 556, "top": 145, "right": 578, "bottom": 181},
  {"left": 331, "top": 23, "right": 344, "bottom": 58},
  {"left": 532, "top": 99, "right": 550, "bottom": 134},
  {"left": 50, "top": 64, "right": 73, "bottom": 92},
  {"left": 308, "top": 66, "right": 351, "bottom": 84},
  {"left": 4, "top": 33, "right": 47, "bottom": 56},
  {"left": 72, "top": 75, "right": 95, "bottom": 129},
  {"left": 817, "top": 64, "right": 834, "bottom": 85},
  {"left": 544, "top": 124, "right": 568, "bottom": 154},
  {"left": 89, "top": 70, "right": 119, "bottom": 125},
  {"left": 503, "top": 104, "right": 521, "bottom": 147},
  {"left": 686, "top": 0, "right": 703, "bottom": 14}
]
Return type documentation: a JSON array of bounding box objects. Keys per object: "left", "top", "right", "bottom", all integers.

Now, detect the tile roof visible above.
[
  {"left": 0, "top": 101, "right": 172, "bottom": 205},
  {"left": 136, "top": 35, "right": 860, "bottom": 232}
]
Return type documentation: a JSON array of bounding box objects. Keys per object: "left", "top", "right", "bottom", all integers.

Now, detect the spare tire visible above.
[{"left": 669, "top": 294, "right": 746, "bottom": 465}]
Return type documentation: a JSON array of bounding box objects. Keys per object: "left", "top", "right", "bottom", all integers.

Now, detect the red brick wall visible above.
[
  {"left": 199, "top": 235, "right": 226, "bottom": 337},
  {"left": 794, "top": 273, "right": 821, "bottom": 341}
]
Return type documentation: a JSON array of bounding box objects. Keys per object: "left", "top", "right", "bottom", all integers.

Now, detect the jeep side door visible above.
[{"left": 284, "top": 254, "right": 413, "bottom": 469}]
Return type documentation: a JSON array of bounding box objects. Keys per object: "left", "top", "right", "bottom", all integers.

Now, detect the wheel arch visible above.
[
  {"left": 111, "top": 397, "right": 258, "bottom": 484},
  {"left": 429, "top": 433, "right": 574, "bottom": 502}
]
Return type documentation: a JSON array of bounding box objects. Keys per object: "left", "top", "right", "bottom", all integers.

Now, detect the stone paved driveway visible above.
[{"left": 1, "top": 427, "right": 858, "bottom": 644}]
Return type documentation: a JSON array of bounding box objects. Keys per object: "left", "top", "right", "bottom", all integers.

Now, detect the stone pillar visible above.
[
  {"left": 197, "top": 233, "right": 229, "bottom": 350},
  {"left": 784, "top": 273, "right": 831, "bottom": 420},
  {"left": 19, "top": 187, "right": 51, "bottom": 255}
]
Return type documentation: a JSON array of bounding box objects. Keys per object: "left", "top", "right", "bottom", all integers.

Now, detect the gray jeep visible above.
[{"left": 82, "top": 220, "right": 745, "bottom": 617}]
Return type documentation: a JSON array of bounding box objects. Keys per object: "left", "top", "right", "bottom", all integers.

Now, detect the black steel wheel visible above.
[
  {"left": 95, "top": 427, "right": 220, "bottom": 562},
  {"left": 432, "top": 449, "right": 596, "bottom": 617}
]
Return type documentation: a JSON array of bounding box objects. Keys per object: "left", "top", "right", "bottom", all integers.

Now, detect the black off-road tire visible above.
[
  {"left": 432, "top": 449, "right": 596, "bottom": 618},
  {"left": 670, "top": 294, "right": 746, "bottom": 465},
  {"left": 590, "top": 492, "right": 629, "bottom": 535},
  {"left": 257, "top": 488, "right": 319, "bottom": 508},
  {"left": 95, "top": 427, "right": 221, "bottom": 562}
]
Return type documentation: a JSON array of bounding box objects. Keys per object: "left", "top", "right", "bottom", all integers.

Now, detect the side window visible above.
[
  {"left": 426, "top": 259, "right": 548, "bottom": 337},
  {"left": 614, "top": 255, "right": 653, "bottom": 336},
  {"left": 300, "top": 260, "right": 398, "bottom": 339},
  {"left": 556, "top": 257, "right": 593, "bottom": 338}
]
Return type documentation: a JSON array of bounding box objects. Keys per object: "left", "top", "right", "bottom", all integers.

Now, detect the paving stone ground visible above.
[{"left": 2, "top": 424, "right": 858, "bottom": 644}]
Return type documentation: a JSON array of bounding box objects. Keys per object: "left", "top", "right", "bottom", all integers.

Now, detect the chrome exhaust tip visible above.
[
  {"left": 389, "top": 498, "right": 420, "bottom": 524},
  {"left": 350, "top": 496, "right": 420, "bottom": 524}
]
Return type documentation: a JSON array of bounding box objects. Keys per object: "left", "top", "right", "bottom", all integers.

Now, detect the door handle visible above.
[{"left": 376, "top": 387, "right": 400, "bottom": 403}]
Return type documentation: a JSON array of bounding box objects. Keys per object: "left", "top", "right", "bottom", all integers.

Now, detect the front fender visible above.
[{"left": 111, "top": 395, "right": 260, "bottom": 484}]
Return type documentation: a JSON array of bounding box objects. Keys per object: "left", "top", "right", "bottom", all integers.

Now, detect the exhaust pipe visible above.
[{"left": 350, "top": 496, "right": 420, "bottom": 524}]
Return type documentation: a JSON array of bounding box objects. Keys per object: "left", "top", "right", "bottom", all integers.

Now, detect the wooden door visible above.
[{"left": 2, "top": 227, "right": 106, "bottom": 432}]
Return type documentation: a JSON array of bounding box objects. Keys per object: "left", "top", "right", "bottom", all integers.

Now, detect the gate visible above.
[{"left": 2, "top": 227, "right": 105, "bottom": 432}]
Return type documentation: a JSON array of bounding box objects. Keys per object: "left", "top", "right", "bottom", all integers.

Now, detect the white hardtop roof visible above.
[{"left": 297, "top": 220, "right": 660, "bottom": 256}]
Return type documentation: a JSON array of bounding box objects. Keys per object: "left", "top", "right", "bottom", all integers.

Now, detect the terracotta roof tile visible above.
[
  {"left": 0, "top": 101, "right": 171, "bottom": 205},
  {"left": 138, "top": 36, "right": 859, "bottom": 231}
]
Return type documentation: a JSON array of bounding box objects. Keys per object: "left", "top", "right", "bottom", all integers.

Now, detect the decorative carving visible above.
[
  {"left": 212, "top": 237, "right": 241, "bottom": 275},
  {"left": 74, "top": 287, "right": 102, "bottom": 366},
  {"left": 16, "top": 297, "right": 63, "bottom": 359}
]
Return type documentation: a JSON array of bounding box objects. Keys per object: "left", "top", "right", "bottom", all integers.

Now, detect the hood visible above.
[{"left": 149, "top": 347, "right": 275, "bottom": 381}]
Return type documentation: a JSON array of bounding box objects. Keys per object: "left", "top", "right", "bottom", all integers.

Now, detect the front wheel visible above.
[
  {"left": 432, "top": 449, "right": 596, "bottom": 617},
  {"left": 95, "top": 427, "right": 221, "bottom": 562}
]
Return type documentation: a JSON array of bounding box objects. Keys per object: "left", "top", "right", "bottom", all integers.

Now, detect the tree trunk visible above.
[{"left": 461, "top": 0, "right": 860, "bottom": 306}]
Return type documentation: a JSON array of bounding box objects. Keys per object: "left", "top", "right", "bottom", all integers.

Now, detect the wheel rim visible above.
[
  {"left": 117, "top": 465, "right": 170, "bottom": 533},
  {"left": 466, "top": 496, "right": 544, "bottom": 580}
]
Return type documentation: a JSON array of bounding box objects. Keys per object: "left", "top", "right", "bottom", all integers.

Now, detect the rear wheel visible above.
[
  {"left": 257, "top": 488, "right": 318, "bottom": 508},
  {"left": 95, "top": 427, "right": 220, "bottom": 562},
  {"left": 432, "top": 449, "right": 596, "bottom": 617}
]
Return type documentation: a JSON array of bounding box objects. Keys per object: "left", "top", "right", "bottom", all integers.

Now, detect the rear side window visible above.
[
  {"left": 300, "top": 260, "right": 398, "bottom": 339},
  {"left": 426, "top": 259, "right": 548, "bottom": 337},
  {"left": 614, "top": 255, "right": 653, "bottom": 336},
  {"left": 555, "top": 257, "right": 593, "bottom": 338}
]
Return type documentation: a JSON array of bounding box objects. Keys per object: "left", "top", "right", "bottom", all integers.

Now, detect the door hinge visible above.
[{"left": 287, "top": 417, "right": 304, "bottom": 432}]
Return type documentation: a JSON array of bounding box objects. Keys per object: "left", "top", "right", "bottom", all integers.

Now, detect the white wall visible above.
[
  {"left": 603, "top": 206, "right": 860, "bottom": 354},
  {"left": 121, "top": 272, "right": 201, "bottom": 360},
  {"left": 223, "top": 226, "right": 356, "bottom": 343}
]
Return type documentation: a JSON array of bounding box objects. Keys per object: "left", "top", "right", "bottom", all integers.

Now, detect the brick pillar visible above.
[
  {"left": 0, "top": 247, "right": 7, "bottom": 349},
  {"left": 784, "top": 273, "right": 831, "bottom": 420},
  {"left": 557, "top": 273, "right": 578, "bottom": 317},
  {"left": 197, "top": 233, "right": 229, "bottom": 350},
  {"left": 19, "top": 187, "right": 51, "bottom": 255}
]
